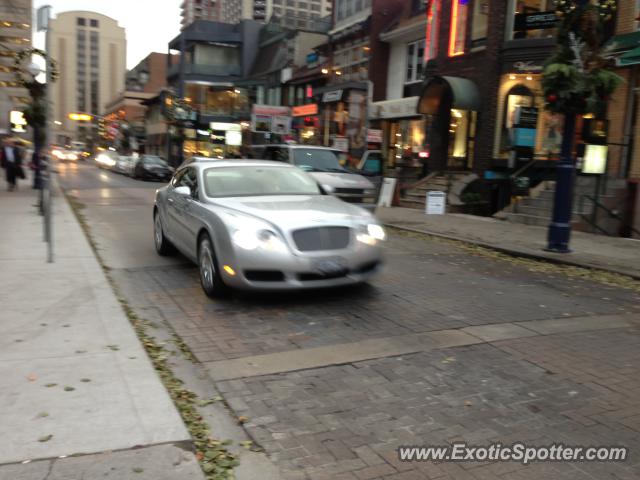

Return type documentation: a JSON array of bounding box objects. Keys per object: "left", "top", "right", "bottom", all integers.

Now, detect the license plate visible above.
[{"left": 313, "top": 257, "right": 347, "bottom": 275}]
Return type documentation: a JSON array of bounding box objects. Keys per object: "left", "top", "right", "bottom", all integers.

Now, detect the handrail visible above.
[
  {"left": 580, "top": 194, "right": 640, "bottom": 237},
  {"left": 510, "top": 158, "right": 540, "bottom": 179}
]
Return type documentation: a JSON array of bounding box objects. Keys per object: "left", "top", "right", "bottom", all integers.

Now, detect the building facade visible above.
[
  {"left": 221, "top": 0, "right": 332, "bottom": 29},
  {"left": 181, "top": 0, "right": 222, "bottom": 29},
  {"left": 0, "top": 0, "right": 32, "bottom": 136},
  {"left": 49, "top": 11, "right": 126, "bottom": 145},
  {"left": 167, "top": 20, "right": 262, "bottom": 161},
  {"left": 606, "top": 0, "right": 640, "bottom": 237}
]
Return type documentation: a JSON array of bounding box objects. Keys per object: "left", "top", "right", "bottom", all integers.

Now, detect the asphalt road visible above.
[{"left": 57, "top": 161, "right": 640, "bottom": 480}]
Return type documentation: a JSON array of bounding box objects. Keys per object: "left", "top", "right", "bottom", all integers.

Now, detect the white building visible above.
[{"left": 49, "top": 11, "right": 126, "bottom": 143}]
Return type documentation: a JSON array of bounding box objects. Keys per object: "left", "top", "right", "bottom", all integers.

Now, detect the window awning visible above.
[{"left": 418, "top": 76, "right": 482, "bottom": 115}]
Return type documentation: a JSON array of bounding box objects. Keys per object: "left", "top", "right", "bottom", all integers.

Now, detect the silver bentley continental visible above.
[{"left": 153, "top": 160, "right": 385, "bottom": 297}]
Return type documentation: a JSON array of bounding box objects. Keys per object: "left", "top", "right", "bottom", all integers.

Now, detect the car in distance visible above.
[
  {"left": 153, "top": 160, "right": 385, "bottom": 297},
  {"left": 133, "top": 155, "right": 174, "bottom": 181},
  {"left": 251, "top": 145, "right": 377, "bottom": 211}
]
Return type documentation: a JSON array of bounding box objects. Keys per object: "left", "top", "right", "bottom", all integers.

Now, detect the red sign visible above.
[{"left": 292, "top": 104, "right": 318, "bottom": 117}]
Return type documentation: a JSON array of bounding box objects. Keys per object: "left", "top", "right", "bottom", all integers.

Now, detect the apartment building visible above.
[{"left": 0, "top": 0, "right": 32, "bottom": 135}]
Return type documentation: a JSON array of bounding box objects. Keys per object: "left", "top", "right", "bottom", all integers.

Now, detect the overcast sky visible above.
[{"left": 33, "top": 0, "right": 181, "bottom": 69}]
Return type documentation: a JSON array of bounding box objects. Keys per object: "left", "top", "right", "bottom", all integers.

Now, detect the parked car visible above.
[
  {"left": 114, "top": 155, "right": 137, "bottom": 175},
  {"left": 357, "top": 150, "right": 383, "bottom": 176},
  {"left": 153, "top": 160, "right": 385, "bottom": 297},
  {"left": 133, "top": 155, "right": 174, "bottom": 181},
  {"left": 251, "top": 145, "right": 377, "bottom": 211},
  {"left": 95, "top": 151, "right": 119, "bottom": 169}
]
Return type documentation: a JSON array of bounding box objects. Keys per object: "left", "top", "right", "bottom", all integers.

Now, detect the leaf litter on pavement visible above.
[
  {"left": 66, "top": 192, "right": 240, "bottom": 479},
  {"left": 391, "top": 228, "right": 640, "bottom": 293}
]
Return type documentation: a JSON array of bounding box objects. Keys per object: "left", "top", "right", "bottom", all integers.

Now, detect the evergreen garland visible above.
[{"left": 543, "top": 0, "right": 623, "bottom": 115}]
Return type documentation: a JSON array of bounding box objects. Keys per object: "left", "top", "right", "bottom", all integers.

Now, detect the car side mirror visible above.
[{"left": 174, "top": 186, "right": 191, "bottom": 196}]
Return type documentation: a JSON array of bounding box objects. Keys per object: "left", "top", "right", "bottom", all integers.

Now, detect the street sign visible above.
[
  {"left": 366, "top": 129, "right": 383, "bottom": 143},
  {"left": 36, "top": 6, "right": 52, "bottom": 32},
  {"left": 68, "top": 112, "right": 92, "bottom": 121},
  {"left": 514, "top": 11, "right": 558, "bottom": 31},
  {"left": 425, "top": 191, "right": 446, "bottom": 215},
  {"left": 377, "top": 178, "right": 397, "bottom": 207}
]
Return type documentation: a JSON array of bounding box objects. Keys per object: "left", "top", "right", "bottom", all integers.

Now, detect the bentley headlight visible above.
[
  {"left": 367, "top": 224, "right": 386, "bottom": 241},
  {"left": 356, "top": 224, "right": 386, "bottom": 246},
  {"left": 232, "top": 228, "right": 286, "bottom": 252},
  {"left": 232, "top": 230, "right": 260, "bottom": 250}
]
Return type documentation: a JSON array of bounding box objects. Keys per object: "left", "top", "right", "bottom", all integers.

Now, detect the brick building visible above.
[{"left": 607, "top": 0, "right": 640, "bottom": 237}]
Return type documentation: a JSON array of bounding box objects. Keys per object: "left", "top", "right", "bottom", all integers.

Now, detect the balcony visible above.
[{"left": 168, "top": 63, "right": 242, "bottom": 79}]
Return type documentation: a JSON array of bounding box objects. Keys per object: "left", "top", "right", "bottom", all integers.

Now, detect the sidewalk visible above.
[
  {"left": 377, "top": 207, "right": 640, "bottom": 280},
  {"left": 0, "top": 182, "right": 203, "bottom": 478}
]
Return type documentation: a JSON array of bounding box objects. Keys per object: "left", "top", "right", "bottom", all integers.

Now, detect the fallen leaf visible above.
[
  {"left": 75, "top": 350, "right": 87, "bottom": 354},
  {"left": 80, "top": 378, "right": 91, "bottom": 383},
  {"left": 27, "top": 374, "right": 37, "bottom": 382},
  {"left": 464, "top": 401, "right": 473, "bottom": 407},
  {"left": 106, "top": 345, "right": 120, "bottom": 351},
  {"left": 38, "top": 435, "right": 53, "bottom": 442},
  {"left": 63, "top": 386, "right": 75, "bottom": 392},
  {"left": 237, "top": 416, "right": 248, "bottom": 424},
  {"left": 132, "top": 467, "right": 144, "bottom": 473},
  {"left": 36, "top": 412, "right": 49, "bottom": 418},
  {"left": 44, "top": 383, "right": 57, "bottom": 388},
  {"left": 239, "top": 440, "right": 253, "bottom": 449}
]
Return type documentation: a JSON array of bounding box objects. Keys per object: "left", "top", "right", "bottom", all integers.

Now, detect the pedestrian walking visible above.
[{"left": 1, "top": 139, "right": 24, "bottom": 191}]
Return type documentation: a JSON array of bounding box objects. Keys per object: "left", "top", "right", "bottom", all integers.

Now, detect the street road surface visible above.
[{"left": 58, "top": 161, "right": 640, "bottom": 480}]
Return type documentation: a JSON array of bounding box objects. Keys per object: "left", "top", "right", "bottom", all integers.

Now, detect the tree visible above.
[{"left": 544, "top": 0, "right": 623, "bottom": 253}]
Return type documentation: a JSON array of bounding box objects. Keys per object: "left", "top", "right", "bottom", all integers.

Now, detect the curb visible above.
[{"left": 384, "top": 223, "right": 640, "bottom": 282}]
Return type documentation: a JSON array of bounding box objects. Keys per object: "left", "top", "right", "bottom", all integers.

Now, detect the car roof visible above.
[
  {"left": 186, "top": 159, "right": 294, "bottom": 171},
  {"left": 252, "top": 144, "right": 340, "bottom": 151}
]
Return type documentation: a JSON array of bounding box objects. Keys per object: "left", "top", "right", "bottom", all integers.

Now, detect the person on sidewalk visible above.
[{"left": 1, "top": 139, "right": 24, "bottom": 191}]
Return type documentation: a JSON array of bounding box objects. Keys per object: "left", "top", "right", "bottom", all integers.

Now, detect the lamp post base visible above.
[{"left": 545, "top": 221, "right": 573, "bottom": 253}]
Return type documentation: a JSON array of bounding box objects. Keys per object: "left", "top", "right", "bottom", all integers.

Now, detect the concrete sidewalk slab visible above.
[
  {"left": 376, "top": 207, "right": 640, "bottom": 279},
  {"left": 0, "top": 444, "right": 202, "bottom": 480},
  {"left": 0, "top": 187, "right": 192, "bottom": 466}
]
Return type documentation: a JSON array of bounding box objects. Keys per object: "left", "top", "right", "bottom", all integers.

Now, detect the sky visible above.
[{"left": 33, "top": 0, "right": 182, "bottom": 69}]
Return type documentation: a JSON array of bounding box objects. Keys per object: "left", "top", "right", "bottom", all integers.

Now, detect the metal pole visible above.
[
  {"left": 546, "top": 113, "right": 576, "bottom": 252},
  {"left": 45, "top": 13, "right": 53, "bottom": 263}
]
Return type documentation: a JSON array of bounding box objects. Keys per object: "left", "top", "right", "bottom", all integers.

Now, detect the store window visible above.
[
  {"left": 425, "top": 0, "right": 440, "bottom": 60},
  {"left": 449, "top": 0, "right": 469, "bottom": 57},
  {"left": 406, "top": 39, "right": 425, "bottom": 84},
  {"left": 471, "top": 0, "right": 489, "bottom": 48},
  {"left": 495, "top": 77, "right": 564, "bottom": 159},
  {"left": 511, "top": 0, "right": 557, "bottom": 40},
  {"left": 387, "top": 118, "right": 427, "bottom": 167}
]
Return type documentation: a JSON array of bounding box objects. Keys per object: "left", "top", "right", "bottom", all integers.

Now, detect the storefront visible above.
[
  {"left": 250, "top": 105, "right": 292, "bottom": 144},
  {"left": 316, "top": 84, "right": 368, "bottom": 159},
  {"left": 291, "top": 104, "right": 320, "bottom": 144},
  {"left": 418, "top": 76, "right": 481, "bottom": 171},
  {"left": 369, "top": 96, "right": 426, "bottom": 170},
  {"left": 493, "top": 53, "right": 564, "bottom": 168},
  {"left": 183, "top": 122, "right": 244, "bottom": 159}
]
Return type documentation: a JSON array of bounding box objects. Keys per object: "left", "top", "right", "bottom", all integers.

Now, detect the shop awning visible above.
[
  {"left": 619, "top": 46, "right": 640, "bottom": 67},
  {"left": 606, "top": 31, "right": 640, "bottom": 54},
  {"left": 418, "top": 76, "right": 482, "bottom": 115}
]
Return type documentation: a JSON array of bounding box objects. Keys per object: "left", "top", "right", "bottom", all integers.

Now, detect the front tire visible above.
[
  {"left": 154, "top": 212, "right": 175, "bottom": 256},
  {"left": 198, "top": 234, "right": 228, "bottom": 298}
]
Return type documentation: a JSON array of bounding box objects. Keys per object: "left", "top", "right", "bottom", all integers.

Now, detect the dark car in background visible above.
[{"left": 133, "top": 155, "right": 174, "bottom": 181}]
